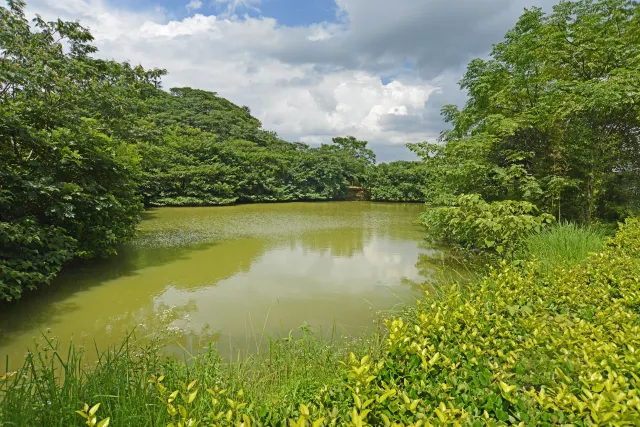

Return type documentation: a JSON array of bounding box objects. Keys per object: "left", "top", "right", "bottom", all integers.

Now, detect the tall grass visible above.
[
  {"left": 517, "top": 222, "right": 612, "bottom": 273},
  {"left": 0, "top": 326, "right": 385, "bottom": 426}
]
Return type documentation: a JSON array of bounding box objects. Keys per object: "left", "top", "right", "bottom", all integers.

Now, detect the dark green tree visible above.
[
  {"left": 409, "top": 0, "right": 640, "bottom": 222},
  {"left": 0, "top": 1, "right": 162, "bottom": 301}
]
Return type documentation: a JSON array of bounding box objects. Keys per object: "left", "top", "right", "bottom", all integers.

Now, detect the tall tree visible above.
[
  {"left": 409, "top": 0, "right": 640, "bottom": 221},
  {"left": 331, "top": 136, "right": 376, "bottom": 186},
  {"left": 0, "top": 1, "right": 162, "bottom": 300}
]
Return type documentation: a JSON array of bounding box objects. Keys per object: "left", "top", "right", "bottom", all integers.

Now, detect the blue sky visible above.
[
  {"left": 106, "top": 0, "right": 339, "bottom": 26},
  {"left": 260, "top": 0, "right": 337, "bottom": 26}
]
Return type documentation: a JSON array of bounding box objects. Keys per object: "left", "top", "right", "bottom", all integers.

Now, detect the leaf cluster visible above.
[
  {"left": 0, "top": 1, "right": 163, "bottom": 301},
  {"left": 410, "top": 0, "right": 640, "bottom": 222},
  {"left": 420, "top": 194, "right": 555, "bottom": 256}
]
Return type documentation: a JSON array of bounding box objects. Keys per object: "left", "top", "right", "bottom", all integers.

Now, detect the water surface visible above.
[{"left": 0, "top": 202, "right": 440, "bottom": 368}]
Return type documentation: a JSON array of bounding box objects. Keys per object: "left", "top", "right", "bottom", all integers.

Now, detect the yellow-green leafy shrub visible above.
[{"left": 331, "top": 217, "right": 640, "bottom": 425}]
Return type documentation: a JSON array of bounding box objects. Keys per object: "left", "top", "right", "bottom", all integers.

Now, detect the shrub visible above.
[
  {"left": 0, "top": 219, "right": 75, "bottom": 302},
  {"left": 332, "top": 217, "right": 640, "bottom": 425},
  {"left": 420, "top": 194, "right": 555, "bottom": 256}
]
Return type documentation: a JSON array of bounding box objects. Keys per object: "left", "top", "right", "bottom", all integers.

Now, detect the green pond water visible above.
[{"left": 0, "top": 202, "right": 447, "bottom": 368}]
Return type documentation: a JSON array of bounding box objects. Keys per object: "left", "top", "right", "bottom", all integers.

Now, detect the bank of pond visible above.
[
  {"left": 1, "top": 216, "right": 638, "bottom": 425},
  {"left": 0, "top": 202, "right": 449, "bottom": 369}
]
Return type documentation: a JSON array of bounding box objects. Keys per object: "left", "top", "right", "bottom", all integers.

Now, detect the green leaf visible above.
[{"left": 89, "top": 403, "right": 100, "bottom": 417}]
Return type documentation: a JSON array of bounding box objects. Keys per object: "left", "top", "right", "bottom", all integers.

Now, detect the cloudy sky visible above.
[{"left": 22, "top": 0, "right": 556, "bottom": 161}]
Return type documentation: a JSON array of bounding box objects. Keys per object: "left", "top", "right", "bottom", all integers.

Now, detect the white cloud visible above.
[
  {"left": 21, "top": 0, "right": 557, "bottom": 160},
  {"left": 214, "top": 0, "right": 261, "bottom": 16},
  {"left": 186, "top": 0, "right": 203, "bottom": 11}
]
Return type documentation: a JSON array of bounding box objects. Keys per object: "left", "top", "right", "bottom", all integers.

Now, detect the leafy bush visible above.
[
  {"left": 0, "top": 219, "right": 75, "bottom": 302},
  {"left": 329, "top": 216, "right": 640, "bottom": 425},
  {"left": 420, "top": 194, "right": 555, "bottom": 256}
]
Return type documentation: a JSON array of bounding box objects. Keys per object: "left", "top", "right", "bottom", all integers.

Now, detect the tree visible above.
[
  {"left": 409, "top": 0, "right": 640, "bottom": 222},
  {"left": 330, "top": 136, "right": 376, "bottom": 186},
  {"left": 0, "top": 1, "right": 161, "bottom": 300}
]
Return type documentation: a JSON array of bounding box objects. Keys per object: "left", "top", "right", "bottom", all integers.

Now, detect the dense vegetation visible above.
[
  {"left": 0, "top": 1, "right": 160, "bottom": 302},
  {"left": 3, "top": 0, "right": 640, "bottom": 424},
  {"left": 1, "top": 215, "right": 638, "bottom": 426},
  {"left": 365, "top": 161, "right": 431, "bottom": 202},
  {"left": 410, "top": 0, "right": 640, "bottom": 236},
  {"left": 421, "top": 194, "right": 556, "bottom": 256},
  {"left": 137, "top": 87, "right": 378, "bottom": 206}
]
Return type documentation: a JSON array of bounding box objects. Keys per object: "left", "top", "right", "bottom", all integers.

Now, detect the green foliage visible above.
[
  {"left": 143, "top": 87, "right": 274, "bottom": 145},
  {"left": 0, "top": 328, "right": 383, "bottom": 426},
  {"left": 330, "top": 136, "right": 376, "bottom": 187},
  {"left": 366, "top": 161, "right": 430, "bottom": 202},
  {"left": 0, "top": 1, "right": 160, "bottom": 300},
  {"left": 76, "top": 403, "right": 110, "bottom": 427},
  {"left": 139, "top": 128, "right": 375, "bottom": 206},
  {"left": 517, "top": 221, "right": 611, "bottom": 273},
  {"left": 137, "top": 84, "right": 378, "bottom": 206},
  {"left": 409, "top": 0, "right": 640, "bottom": 222},
  {"left": 344, "top": 216, "right": 640, "bottom": 425},
  {"left": 0, "top": 219, "right": 75, "bottom": 302},
  {"left": 420, "top": 194, "right": 555, "bottom": 256}
]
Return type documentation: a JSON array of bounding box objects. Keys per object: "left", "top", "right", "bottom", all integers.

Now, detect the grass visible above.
[
  {"left": 516, "top": 221, "right": 612, "bottom": 273},
  {"left": 0, "top": 325, "right": 386, "bottom": 426}
]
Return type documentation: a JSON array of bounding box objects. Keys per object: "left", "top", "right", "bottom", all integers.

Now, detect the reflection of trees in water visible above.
[
  {"left": 157, "top": 238, "right": 268, "bottom": 290},
  {"left": 279, "top": 203, "right": 425, "bottom": 259},
  {"left": 142, "top": 299, "right": 223, "bottom": 356},
  {"left": 0, "top": 237, "right": 265, "bottom": 359},
  {"left": 292, "top": 227, "right": 373, "bottom": 258},
  {"left": 0, "top": 242, "right": 214, "bottom": 350},
  {"left": 400, "top": 250, "right": 479, "bottom": 295}
]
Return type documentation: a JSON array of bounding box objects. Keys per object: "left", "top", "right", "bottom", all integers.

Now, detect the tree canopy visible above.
[
  {"left": 409, "top": 0, "right": 640, "bottom": 222},
  {"left": 0, "top": 1, "right": 167, "bottom": 301},
  {"left": 366, "top": 161, "right": 431, "bottom": 202}
]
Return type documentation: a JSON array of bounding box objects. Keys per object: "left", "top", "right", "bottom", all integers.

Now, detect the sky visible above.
[{"left": 20, "top": 0, "right": 557, "bottom": 162}]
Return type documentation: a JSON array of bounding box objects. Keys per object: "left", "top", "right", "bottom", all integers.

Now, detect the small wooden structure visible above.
[{"left": 346, "top": 186, "right": 368, "bottom": 201}]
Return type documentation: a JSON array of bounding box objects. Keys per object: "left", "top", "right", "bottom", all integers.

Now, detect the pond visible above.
[{"left": 0, "top": 202, "right": 446, "bottom": 369}]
